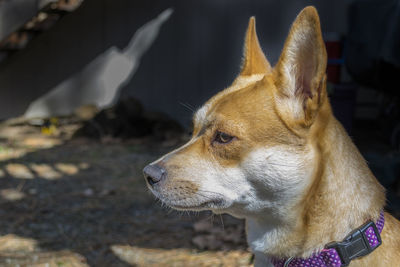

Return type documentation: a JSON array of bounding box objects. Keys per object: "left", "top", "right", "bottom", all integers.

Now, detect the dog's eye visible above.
[{"left": 214, "top": 131, "right": 234, "bottom": 144}]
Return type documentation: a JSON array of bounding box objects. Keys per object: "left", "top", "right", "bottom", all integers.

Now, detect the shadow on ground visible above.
[{"left": 0, "top": 133, "right": 250, "bottom": 266}]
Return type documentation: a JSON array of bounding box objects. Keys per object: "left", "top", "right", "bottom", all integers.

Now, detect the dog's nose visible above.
[{"left": 143, "top": 164, "right": 166, "bottom": 186}]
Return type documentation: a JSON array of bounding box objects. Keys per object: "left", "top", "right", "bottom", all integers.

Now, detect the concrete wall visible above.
[{"left": 0, "top": 0, "right": 354, "bottom": 126}]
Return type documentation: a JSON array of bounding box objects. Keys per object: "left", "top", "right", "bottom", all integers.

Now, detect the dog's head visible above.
[{"left": 144, "top": 6, "right": 328, "bottom": 220}]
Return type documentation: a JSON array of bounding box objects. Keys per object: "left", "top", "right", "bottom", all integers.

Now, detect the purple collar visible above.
[{"left": 271, "top": 211, "right": 385, "bottom": 267}]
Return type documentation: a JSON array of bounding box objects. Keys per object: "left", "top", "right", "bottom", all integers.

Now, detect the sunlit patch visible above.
[
  {"left": 78, "top": 162, "right": 90, "bottom": 170},
  {"left": 55, "top": 163, "right": 79, "bottom": 175},
  {"left": 0, "top": 234, "right": 38, "bottom": 253},
  {"left": 0, "top": 147, "right": 27, "bottom": 161},
  {"left": 0, "top": 233, "right": 88, "bottom": 265},
  {"left": 22, "top": 137, "right": 62, "bottom": 149},
  {"left": 5, "top": 163, "right": 35, "bottom": 179},
  {"left": 3, "top": 162, "right": 88, "bottom": 180},
  {"left": 0, "top": 189, "right": 26, "bottom": 201},
  {"left": 110, "top": 245, "right": 252, "bottom": 266},
  {"left": 30, "top": 164, "right": 62, "bottom": 180}
]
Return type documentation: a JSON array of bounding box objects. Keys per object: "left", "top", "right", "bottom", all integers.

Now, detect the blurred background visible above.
[{"left": 0, "top": 0, "right": 399, "bottom": 266}]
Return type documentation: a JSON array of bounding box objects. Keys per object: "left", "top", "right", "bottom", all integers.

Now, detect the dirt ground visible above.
[{"left": 0, "top": 119, "right": 252, "bottom": 267}]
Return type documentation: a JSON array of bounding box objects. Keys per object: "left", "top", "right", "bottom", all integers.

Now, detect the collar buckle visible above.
[{"left": 325, "top": 220, "right": 382, "bottom": 266}]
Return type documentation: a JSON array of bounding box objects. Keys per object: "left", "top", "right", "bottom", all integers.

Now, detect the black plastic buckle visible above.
[{"left": 325, "top": 220, "right": 381, "bottom": 266}]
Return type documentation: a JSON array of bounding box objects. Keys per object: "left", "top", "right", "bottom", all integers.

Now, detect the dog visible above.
[{"left": 143, "top": 6, "right": 400, "bottom": 266}]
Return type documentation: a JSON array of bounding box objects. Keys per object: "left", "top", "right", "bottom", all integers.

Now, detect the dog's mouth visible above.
[
  {"left": 150, "top": 190, "right": 227, "bottom": 211},
  {"left": 147, "top": 183, "right": 229, "bottom": 211},
  {"left": 168, "top": 198, "right": 226, "bottom": 211}
]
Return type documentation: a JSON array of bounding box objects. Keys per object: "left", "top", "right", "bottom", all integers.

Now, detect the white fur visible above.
[
  {"left": 194, "top": 105, "right": 209, "bottom": 126},
  {"left": 241, "top": 146, "right": 315, "bottom": 254}
]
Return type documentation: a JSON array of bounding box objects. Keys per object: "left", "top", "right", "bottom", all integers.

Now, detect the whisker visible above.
[
  {"left": 219, "top": 214, "right": 225, "bottom": 231},
  {"left": 179, "top": 102, "right": 195, "bottom": 112},
  {"left": 206, "top": 212, "right": 214, "bottom": 222}
]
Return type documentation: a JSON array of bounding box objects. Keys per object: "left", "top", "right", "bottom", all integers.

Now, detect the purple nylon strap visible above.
[{"left": 271, "top": 212, "right": 385, "bottom": 267}]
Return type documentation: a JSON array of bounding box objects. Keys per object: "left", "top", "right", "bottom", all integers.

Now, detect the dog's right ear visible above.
[
  {"left": 240, "top": 17, "right": 271, "bottom": 76},
  {"left": 274, "top": 6, "right": 327, "bottom": 128}
]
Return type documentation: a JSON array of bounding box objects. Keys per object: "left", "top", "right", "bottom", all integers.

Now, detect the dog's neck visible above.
[{"left": 246, "top": 102, "right": 386, "bottom": 259}]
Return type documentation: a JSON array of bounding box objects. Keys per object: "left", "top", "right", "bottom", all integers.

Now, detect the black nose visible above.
[{"left": 143, "top": 164, "right": 166, "bottom": 186}]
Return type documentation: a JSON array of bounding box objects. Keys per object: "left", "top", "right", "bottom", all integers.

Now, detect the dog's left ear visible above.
[
  {"left": 240, "top": 17, "right": 271, "bottom": 76},
  {"left": 275, "top": 6, "right": 327, "bottom": 127}
]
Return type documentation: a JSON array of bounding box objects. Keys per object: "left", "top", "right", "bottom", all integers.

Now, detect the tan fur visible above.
[
  {"left": 145, "top": 6, "right": 400, "bottom": 266},
  {"left": 240, "top": 17, "right": 271, "bottom": 76}
]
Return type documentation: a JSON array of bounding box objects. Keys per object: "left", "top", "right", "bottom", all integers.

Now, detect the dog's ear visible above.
[
  {"left": 274, "top": 6, "right": 327, "bottom": 127},
  {"left": 240, "top": 17, "right": 271, "bottom": 76}
]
